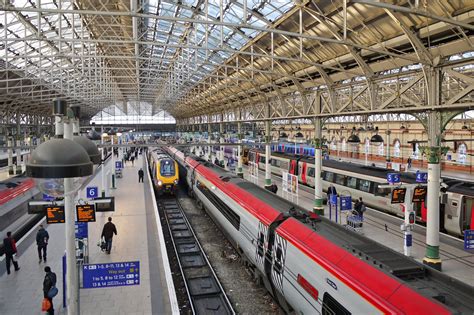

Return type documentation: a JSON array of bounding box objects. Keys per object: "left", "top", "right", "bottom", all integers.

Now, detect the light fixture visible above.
[
  {"left": 26, "top": 138, "right": 93, "bottom": 197},
  {"left": 102, "top": 132, "right": 108, "bottom": 137},
  {"left": 87, "top": 130, "right": 101, "bottom": 140},
  {"left": 462, "top": 124, "right": 469, "bottom": 130},
  {"left": 347, "top": 134, "right": 361, "bottom": 143},
  {"left": 73, "top": 136, "right": 101, "bottom": 165},
  {"left": 295, "top": 131, "right": 304, "bottom": 138},
  {"left": 370, "top": 134, "right": 384, "bottom": 144},
  {"left": 116, "top": 132, "right": 122, "bottom": 137}
]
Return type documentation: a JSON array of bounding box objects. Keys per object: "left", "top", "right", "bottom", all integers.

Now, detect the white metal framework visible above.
[{"left": 0, "top": 0, "right": 472, "bottom": 123}]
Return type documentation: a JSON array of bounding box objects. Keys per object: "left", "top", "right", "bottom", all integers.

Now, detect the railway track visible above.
[{"left": 158, "top": 196, "right": 235, "bottom": 315}]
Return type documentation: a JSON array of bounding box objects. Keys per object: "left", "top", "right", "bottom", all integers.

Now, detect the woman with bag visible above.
[{"left": 42, "top": 266, "right": 57, "bottom": 315}]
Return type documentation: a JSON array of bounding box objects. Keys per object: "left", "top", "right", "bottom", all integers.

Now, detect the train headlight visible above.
[
  {"left": 158, "top": 180, "right": 163, "bottom": 186},
  {"left": 174, "top": 179, "right": 178, "bottom": 185}
]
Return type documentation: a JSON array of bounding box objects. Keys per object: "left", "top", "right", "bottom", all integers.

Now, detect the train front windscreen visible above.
[{"left": 160, "top": 160, "right": 175, "bottom": 177}]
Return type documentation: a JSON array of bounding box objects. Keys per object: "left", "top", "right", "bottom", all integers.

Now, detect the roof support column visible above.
[
  {"left": 207, "top": 116, "right": 212, "bottom": 163},
  {"left": 7, "top": 131, "right": 14, "bottom": 175},
  {"left": 15, "top": 111, "right": 22, "bottom": 174},
  {"left": 264, "top": 104, "right": 272, "bottom": 188},
  {"left": 219, "top": 115, "right": 224, "bottom": 167},
  {"left": 313, "top": 93, "right": 324, "bottom": 215},
  {"left": 423, "top": 67, "right": 443, "bottom": 271},
  {"left": 237, "top": 111, "right": 243, "bottom": 178}
]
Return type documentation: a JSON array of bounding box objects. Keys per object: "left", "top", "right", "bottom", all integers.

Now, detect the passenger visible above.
[
  {"left": 214, "top": 157, "right": 219, "bottom": 165},
  {"left": 131, "top": 155, "right": 135, "bottom": 166},
  {"left": 327, "top": 184, "right": 337, "bottom": 199},
  {"left": 36, "top": 225, "right": 49, "bottom": 263},
  {"left": 101, "top": 217, "right": 117, "bottom": 254},
  {"left": 3, "top": 231, "right": 20, "bottom": 274},
  {"left": 269, "top": 183, "right": 278, "bottom": 194},
  {"left": 407, "top": 157, "right": 412, "bottom": 170},
  {"left": 138, "top": 168, "right": 144, "bottom": 183},
  {"left": 355, "top": 197, "right": 366, "bottom": 219},
  {"left": 43, "top": 266, "right": 57, "bottom": 315}
]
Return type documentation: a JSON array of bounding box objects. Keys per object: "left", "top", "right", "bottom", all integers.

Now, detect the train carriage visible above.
[{"left": 164, "top": 146, "right": 474, "bottom": 315}]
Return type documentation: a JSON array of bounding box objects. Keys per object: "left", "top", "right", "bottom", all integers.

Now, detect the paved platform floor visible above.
[
  {"left": 0, "top": 154, "right": 176, "bottom": 314},
  {"left": 240, "top": 163, "right": 474, "bottom": 287}
]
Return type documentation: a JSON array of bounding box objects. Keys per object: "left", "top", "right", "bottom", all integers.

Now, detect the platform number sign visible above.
[
  {"left": 86, "top": 186, "right": 99, "bottom": 199},
  {"left": 387, "top": 173, "right": 401, "bottom": 184},
  {"left": 416, "top": 172, "right": 428, "bottom": 183},
  {"left": 115, "top": 161, "right": 123, "bottom": 169}
]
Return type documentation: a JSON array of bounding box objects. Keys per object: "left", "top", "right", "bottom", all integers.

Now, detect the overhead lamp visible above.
[
  {"left": 358, "top": 127, "right": 365, "bottom": 131},
  {"left": 279, "top": 132, "right": 288, "bottom": 139},
  {"left": 102, "top": 132, "right": 109, "bottom": 137},
  {"left": 347, "top": 134, "right": 361, "bottom": 143},
  {"left": 295, "top": 132, "right": 304, "bottom": 138},
  {"left": 73, "top": 136, "right": 101, "bottom": 165},
  {"left": 87, "top": 130, "right": 101, "bottom": 140},
  {"left": 116, "top": 132, "right": 122, "bottom": 137},
  {"left": 26, "top": 138, "right": 93, "bottom": 197},
  {"left": 462, "top": 124, "right": 469, "bottom": 130},
  {"left": 370, "top": 134, "right": 384, "bottom": 144}
]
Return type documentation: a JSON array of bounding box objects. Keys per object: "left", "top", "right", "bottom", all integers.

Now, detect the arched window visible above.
[
  {"left": 331, "top": 137, "right": 337, "bottom": 150},
  {"left": 393, "top": 140, "right": 401, "bottom": 157},
  {"left": 458, "top": 143, "right": 467, "bottom": 164},
  {"left": 341, "top": 138, "right": 347, "bottom": 152}
]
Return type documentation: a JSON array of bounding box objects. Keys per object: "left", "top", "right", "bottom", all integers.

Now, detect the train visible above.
[
  {"left": 147, "top": 149, "right": 179, "bottom": 195},
  {"left": 245, "top": 148, "right": 473, "bottom": 238},
  {"left": 165, "top": 146, "right": 473, "bottom": 315}
]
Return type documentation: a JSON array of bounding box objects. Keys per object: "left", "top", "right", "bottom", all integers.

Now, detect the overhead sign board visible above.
[
  {"left": 43, "top": 194, "right": 55, "bottom": 201},
  {"left": 391, "top": 188, "right": 406, "bottom": 204},
  {"left": 387, "top": 173, "right": 401, "bottom": 184},
  {"left": 340, "top": 196, "right": 352, "bottom": 211},
  {"left": 464, "top": 230, "right": 474, "bottom": 250},
  {"left": 86, "top": 186, "right": 99, "bottom": 199},
  {"left": 412, "top": 187, "right": 427, "bottom": 203},
  {"left": 83, "top": 261, "right": 140, "bottom": 289},
  {"left": 115, "top": 161, "right": 123, "bottom": 169},
  {"left": 94, "top": 197, "right": 115, "bottom": 212},
  {"left": 46, "top": 206, "right": 65, "bottom": 224},
  {"left": 75, "top": 222, "right": 88, "bottom": 239},
  {"left": 415, "top": 171, "right": 428, "bottom": 183},
  {"left": 76, "top": 204, "right": 96, "bottom": 223}
]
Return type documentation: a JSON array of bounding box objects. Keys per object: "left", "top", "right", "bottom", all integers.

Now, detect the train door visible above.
[
  {"left": 289, "top": 160, "right": 297, "bottom": 175},
  {"left": 461, "top": 196, "right": 474, "bottom": 231},
  {"left": 300, "top": 162, "right": 307, "bottom": 185}
]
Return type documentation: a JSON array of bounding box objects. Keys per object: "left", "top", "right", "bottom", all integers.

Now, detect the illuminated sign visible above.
[
  {"left": 46, "top": 206, "right": 65, "bottom": 224},
  {"left": 76, "top": 204, "right": 96, "bottom": 223},
  {"left": 412, "top": 187, "right": 427, "bottom": 203},
  {"left": 391, "top": 188, "right": 406, "bottom": 204}
]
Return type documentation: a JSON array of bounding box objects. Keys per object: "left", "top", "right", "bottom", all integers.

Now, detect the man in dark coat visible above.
[
  {"left": 138, "top": 168, "right": 144, "bottom": 183},
  {"left": 43, "top": 266, "right": 56, "bottom": 315},
  {"left": 101, "top": 217, "right": 117, "bottom": 254},
  {"left": 327, "top": 184, "right": 337, "bottom": 203},
  {"left": 3, "top": 231, "right": 20, "bottom": 274},
  {"left": 36, "top": 225, "right": 49, "bottom": 263}
]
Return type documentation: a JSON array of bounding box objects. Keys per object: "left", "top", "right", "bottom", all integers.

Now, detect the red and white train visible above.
[{"left": 166, "top": 147, "right": 473, "bottom": 315}]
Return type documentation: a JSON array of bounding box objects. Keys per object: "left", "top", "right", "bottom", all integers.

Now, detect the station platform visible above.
[
  {"left": 239, "top": 164, "right": 474, "bottom": 287},
  {"left": 0, "top": 154, "right": 177, "bottom": 314}
]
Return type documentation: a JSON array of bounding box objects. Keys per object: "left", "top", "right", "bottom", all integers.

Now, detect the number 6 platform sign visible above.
[{"left": 86, "top": 186, "right": 98, "bottom": 199}]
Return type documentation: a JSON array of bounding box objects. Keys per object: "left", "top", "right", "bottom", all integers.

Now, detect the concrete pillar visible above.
[
  {"left": 237, "top": 121, "right": 243, "bottom": 178},
  {"left": 7, "top": 133, "right": 14, "bottom": 175},
  {"left": 423, "top": 111, "right": 442, "bottom": 270},
  {"left": 15, "top": 116, "right": 22, "bottom": 174},
  {"left": 386, "top": 130, "right": 391, "bottom": 162},
  {"left": 313, "top": 117, "right": 324, "bottom": 215},
  {"left": 101, "top": 125, "right": 107, "bottom": 197}
]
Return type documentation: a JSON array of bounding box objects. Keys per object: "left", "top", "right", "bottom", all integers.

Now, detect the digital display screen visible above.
[
  {"left": 76, "top": 204, "right": 96, "bottom": 223},
  {"left": 46, "top": 206, "right": 65, "bottom": 224},
  {"left": 412, "top": 187, "right": 427, "bottom": 203},
  {"left": 391, "top": 188, "right": 407, "bottom": 204}
]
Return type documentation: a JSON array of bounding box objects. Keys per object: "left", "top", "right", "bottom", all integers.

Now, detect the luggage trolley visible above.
[{"left": 345, "top": 210, "right": 364, "bottom": 233}]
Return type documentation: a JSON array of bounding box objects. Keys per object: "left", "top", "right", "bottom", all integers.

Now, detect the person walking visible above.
[
  {"left": 43, "top": 266, "right": 57, "bottom": 315},
  {"left": 3, "top": 231, "right": 20, "bottom": 274},
  {"left": 36, "top": 225, "right": 49, "bottom": 263},
  {"left": 101, "top": 217, "right": 117, "bottom": 254},
  {"left": 138, "top": 168, "right": 144, "bottom": 183},
  {"left": 131, "top": 155, "right": 135, "bottom": 166}
]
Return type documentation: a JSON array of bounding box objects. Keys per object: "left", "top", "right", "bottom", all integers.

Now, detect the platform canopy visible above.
[{"left": 0, "top": 0, "right": 473, "bottom": 122}]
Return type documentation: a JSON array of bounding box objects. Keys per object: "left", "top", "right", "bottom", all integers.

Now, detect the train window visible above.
[
  {"left": 307, "top": 167, "right": 315, "bottom": 177},
  {"left": 374, "top": 184, "right": 391, "bottom": 197},
  {"left": 257, "top": 232, "right": 265, "bottom": 257},
  {"left": 160, "top": 160, "right": 175, "bottom": 176},
  {"left": 322, "top": 293, "right": 351, "bottom": 315},
  {"left": 347, "top": 177, "right": 357, "bottom": 189},
  {"left": 358, "top": 179, "right": 371, "bottom": 193},
  {"left": 335, "top": 174, "right": 346, "bottom": 186},
  {"left": 281, "top": 161, "right": 289, "bottom": 171},
  {"left": 324, "top": 172, "right": 334, "bottom": 182},
  {"left": 273, "top": 245, "right": 283, "bottom": 274},
  {"left": 259, "top": 156, "right": 266, "bottom": 163}
]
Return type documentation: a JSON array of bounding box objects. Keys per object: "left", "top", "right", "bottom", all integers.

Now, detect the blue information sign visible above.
[
  {"left": 86, "top": 186, "right": 99, "bottom": 199},
  {"left": 43, "top": 194, "right": 55, "bottom": 201},
  {"left": 115, "top": 161, "right": 123, "bottom": 169},
  {"left": 75, "top": 222, "right": 88, "bottom": 239},
  {"left": 415, "top": 171, "right": 428, "bottom": 183},
  {"left": 340, "top": 196, "right": 352, "bottom": 211},
  {"left": 83, "top": 261, "right": 140, "bottom": 289},
  {"left": 405, "top": 234, "right": 412, "bottom": 247},
  {"left": 387, "top": 173, "right": 401, "bottom": 184},
  {"left": 464, "top": 230, "right": 474, "bottom": 250}
]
